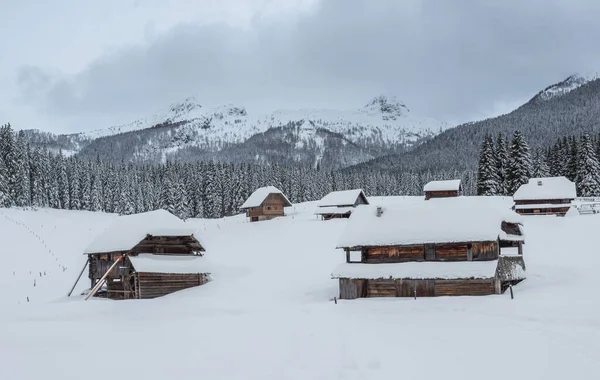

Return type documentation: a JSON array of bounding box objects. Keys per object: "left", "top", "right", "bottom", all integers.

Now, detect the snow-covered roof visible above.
[
  {"left": 317, "top": 189, "right": 369, "bottom": 207},
  {"left": 314, "top": 206, "right": 354, "bottom": 216},
  {"left": 337, "top": 200, "right": 523, "bottom": 249},
  {"left": 423, "top": 179, "right": 462, "bottom": 192},
  {"left": 514, "top": 203, "right": 572, "bottom": 210},
  {"left": 84, "top": 209, "right": 197, "bottom": 254},
  {"left": 129, "top": 254, "right": 211, "bottom": 274},
  {"left": 331, "top": 261, "right": 498, "bottom": 280},
  {"left": 513, "top": 177, "right": 576, "bottom": 201},
  {"left": 240, "top": 186, "right": 292, "bottom": 209}
]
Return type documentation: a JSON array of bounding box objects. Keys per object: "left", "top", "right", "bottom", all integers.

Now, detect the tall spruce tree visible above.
[
  {"left": 506, "top": 131, "right": 532, "bottom": 195},
  {"left": 531, "top": 149, "right": 550, "bottom": 178},
  {"left": 476, "top": 135, "right": 500, "bottom": 195},
  {"left": 575, "top": 134, "right": 600, "bottom": 197},
  {"left": 494, "top": 134, "right": 509, "bottom": 195}
]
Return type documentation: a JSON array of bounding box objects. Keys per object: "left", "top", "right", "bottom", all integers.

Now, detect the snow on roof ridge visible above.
[
  {"left": 84, "top": 209, "right": 197, "bottom": 254},
  {"left": 317, "top": 189, "right": 368, "bottom": 207},
  {"left": 240, "top": 186, "right": 292, "bottom": 209},
  {"left": 337, "top": 201, "right": 521, "bottom": 248},
  {"left": 423, "top": 179, "right": 462, "bottom": 192},
  {"left": 513, "top": 176, "right": 576, "bottom": 201}
]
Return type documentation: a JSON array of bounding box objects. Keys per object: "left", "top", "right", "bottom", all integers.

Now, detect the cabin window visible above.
[{"left": 266, "top": 206, "right": 271, "bottom": 210}]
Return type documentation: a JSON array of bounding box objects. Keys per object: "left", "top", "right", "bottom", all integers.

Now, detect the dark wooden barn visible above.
[
  {"left": 332, "top": 203, "right": 526, "bottom": 299},
  {"left": 240, "top": 186, "right": 292, "bottom": 222},
  {"left": 77, "top": 210, "right": 210, "bottom": 300},
  {"left": 513, "top": 177, "right": 577, "bottom": 216},
  {"left": 423, "top": 179, "right": 463, "bottom": 200},
  {"left": 314, "top": 189, "right": 369, "bottom": 220}
]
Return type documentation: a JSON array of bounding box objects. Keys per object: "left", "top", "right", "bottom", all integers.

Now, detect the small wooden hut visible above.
[
  {"left": 82, "top": 210, "right": 209, "bottom": 300},
  {"left": 240, "top": 186, "right": 292, "bottom": 222},
  {"left": 314, "top": 189, "right": 369, "bottom": 220},
  {"left": 333, "top": 202, "right": 526, "bottom": 299},
  {"left": 423, "top": 179, "right": 462, "bottom": 200},
  {"left": 513, "top": 177, "right": 576, "bottom": 216}
]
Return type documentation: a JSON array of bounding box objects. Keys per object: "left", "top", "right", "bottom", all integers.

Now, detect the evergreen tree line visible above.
[
  {"left": 0, "top": 123, "right": 479, "bottom": 218},
  {"left": 477, "top": 130, "right": 600, "bottom": 197}
]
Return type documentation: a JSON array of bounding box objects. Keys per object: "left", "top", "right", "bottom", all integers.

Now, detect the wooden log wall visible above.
[
  {"left": 364, "top": 241, "right": 498, "bottom": 263},
  {"left": 137, "top": 273, "right": 209, "bottom": 299},
  {"left": 425, "top": 190, "right": 459, "bottom": 200},
  {"left": 514, "top": 198, "right": 572, "bottom": 205},
  {"left": 471, "top": 242, "right": 499, "bottom": 260},
  {"left": 366, "top": 246, "right": 424, "bottom": 263},
  {"left": 131, "top": 235, "right": 203, "bottom": 255},
  {"left": 339, "top": 278, "right": 497, "bottom": 299}
]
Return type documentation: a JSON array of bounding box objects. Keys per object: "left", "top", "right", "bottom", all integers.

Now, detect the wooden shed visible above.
[
  {"left": 423, "top": 179, "right": 462, "bottom": 200},
  {"left": 332, "top": 202, "right": 526, "bottom": 299},
  {"left": 513, "top": 176, "right": 577, "bottom": 216},
  {"left": 240, "top": 186, "right": 292, "bottom": 222},
  {"left": 80, "top": 210, "right": 210, "bottom": 300},
  {"left": 314, "top": 189, "right": 369, "bottom": 220}
]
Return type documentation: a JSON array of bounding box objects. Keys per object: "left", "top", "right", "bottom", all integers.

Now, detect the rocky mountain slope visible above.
[
  {"left": 21, "top": 96, "right": 447, "bottom": 169},
  {"left": 350, "top": 74, "right": 600, "bottom": 173}
]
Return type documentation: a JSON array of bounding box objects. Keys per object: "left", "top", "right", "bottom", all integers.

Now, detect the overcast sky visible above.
[{"left": 2, "top": 0, "right": 600, "bottom": 134}]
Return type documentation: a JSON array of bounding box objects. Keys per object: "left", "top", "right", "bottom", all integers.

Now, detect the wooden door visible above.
[{"left": 424, "top": 244, "right": 436, "bottom": 260}]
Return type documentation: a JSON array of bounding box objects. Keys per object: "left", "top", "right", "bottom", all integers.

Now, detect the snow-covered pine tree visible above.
[
  {"left": 566, "top": 136, "right": 578, "bottom": 182},
  {"left": 494, "top": 133, "right": 509, "bottom": 195},
  {"left": 0, "top": 123, "right": 18, "bottom": 206},
  {"left": 0, "top": 156, "right": 9, "bottom": 207},
  {"left": 505, "top": 131, "right": 532, "bottom": 195},
  {"left": 14, "top": 132, "right": 31, "bottom": 207},
  {"left": 575, "top": 134, "right": 600, "bottom": 197},
  {"left": 531, "top": 149, "right": 550, "bottom": 178},
  {"left": 476, "top": 135, "right": 500, "bottom": 195}
]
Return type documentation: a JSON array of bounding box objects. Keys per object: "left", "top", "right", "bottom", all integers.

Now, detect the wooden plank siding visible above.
[
  {"left": 425, "top": 190, "right": 460, "bottom": 200},
  {"left": 361, "top": 241, "right": 499, "bottom": 263},
  {"left": 137, "top": 273, "right": 209, "bottom": 299},
  {"left": 247, "top": 193, "right": 288, "bottom": 220},
  {"left": 339, "top": 278, "right": 498, "bottom": 299}
]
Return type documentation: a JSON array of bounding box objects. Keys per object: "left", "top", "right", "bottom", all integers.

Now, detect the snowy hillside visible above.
[
  {"left": 530, "top": 72, "right": 599, "bottom": 103},
  {"left": 22, "top": 96, "right": 448, "bottom": 168},
  {"left": 1, "top": 197, "right": 600, "bottom": 379}
]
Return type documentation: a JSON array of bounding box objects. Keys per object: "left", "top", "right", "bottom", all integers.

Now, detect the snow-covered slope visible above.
[
  {"left": 530, "top": 72, "right": 599, "bottom": 103},
  {"left": 22, "top": 96, "right": 448, "bottom": 168},
  {"left": 1, "top": 198, "right": 600, "bottom": 379}
]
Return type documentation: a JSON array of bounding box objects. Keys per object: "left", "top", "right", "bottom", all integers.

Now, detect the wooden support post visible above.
[
  {"left": 85, "top": 256, "right": 123, "bottom": 301},
  {"left": 509, "top": 285, "right": 514, "bottom": 300},
  {"left": 67, "top": 258, "right": 89, "bottom": 297}
]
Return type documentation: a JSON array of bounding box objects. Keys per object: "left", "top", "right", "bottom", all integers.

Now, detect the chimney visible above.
[
  {"left": 537, "top": 180, "right": 543, "bottom": 186},
  {"left": 376, "top": 206, "right": 383, "bottom": 217}
]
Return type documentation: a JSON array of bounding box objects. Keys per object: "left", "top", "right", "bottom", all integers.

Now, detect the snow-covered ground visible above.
[{"left": 1, "top": 197, "right": 600, "bottom": 380}]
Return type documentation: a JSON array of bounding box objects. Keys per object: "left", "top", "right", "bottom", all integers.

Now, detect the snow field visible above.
[{"left": 1, "top": 197, "right": 600, "bottom": 380}]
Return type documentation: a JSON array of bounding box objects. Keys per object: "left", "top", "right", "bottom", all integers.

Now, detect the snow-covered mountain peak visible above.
[
  {"left": 361, "top": 95, "right": 409, "bottom": 119},
  {"left": 533, "top": 72, "right": 599, "bottom": 103}
]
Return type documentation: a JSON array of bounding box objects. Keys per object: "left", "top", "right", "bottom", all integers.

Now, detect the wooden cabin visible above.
[
  {"left": 240, "top": 186, "right": 292, "bottom": 222},
  {"left": 423, "top": 179, "right": 462, "bottom": 200},
  {"left": 513, "top": 177, "right": 576, "bottom": 216},
  {"left": 82, "top": 210, "right": 209, "bottom": 300},
  {"left": 314, "top": 189, "right": 369, "bottom": 220},
  {"left": 332, "top": 202, "right": 526, "bottom": 299}
]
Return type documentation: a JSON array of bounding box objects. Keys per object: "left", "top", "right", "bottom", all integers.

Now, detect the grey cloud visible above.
[{"left": 17, "top": 0, "right": 600, "bottom": 131}]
